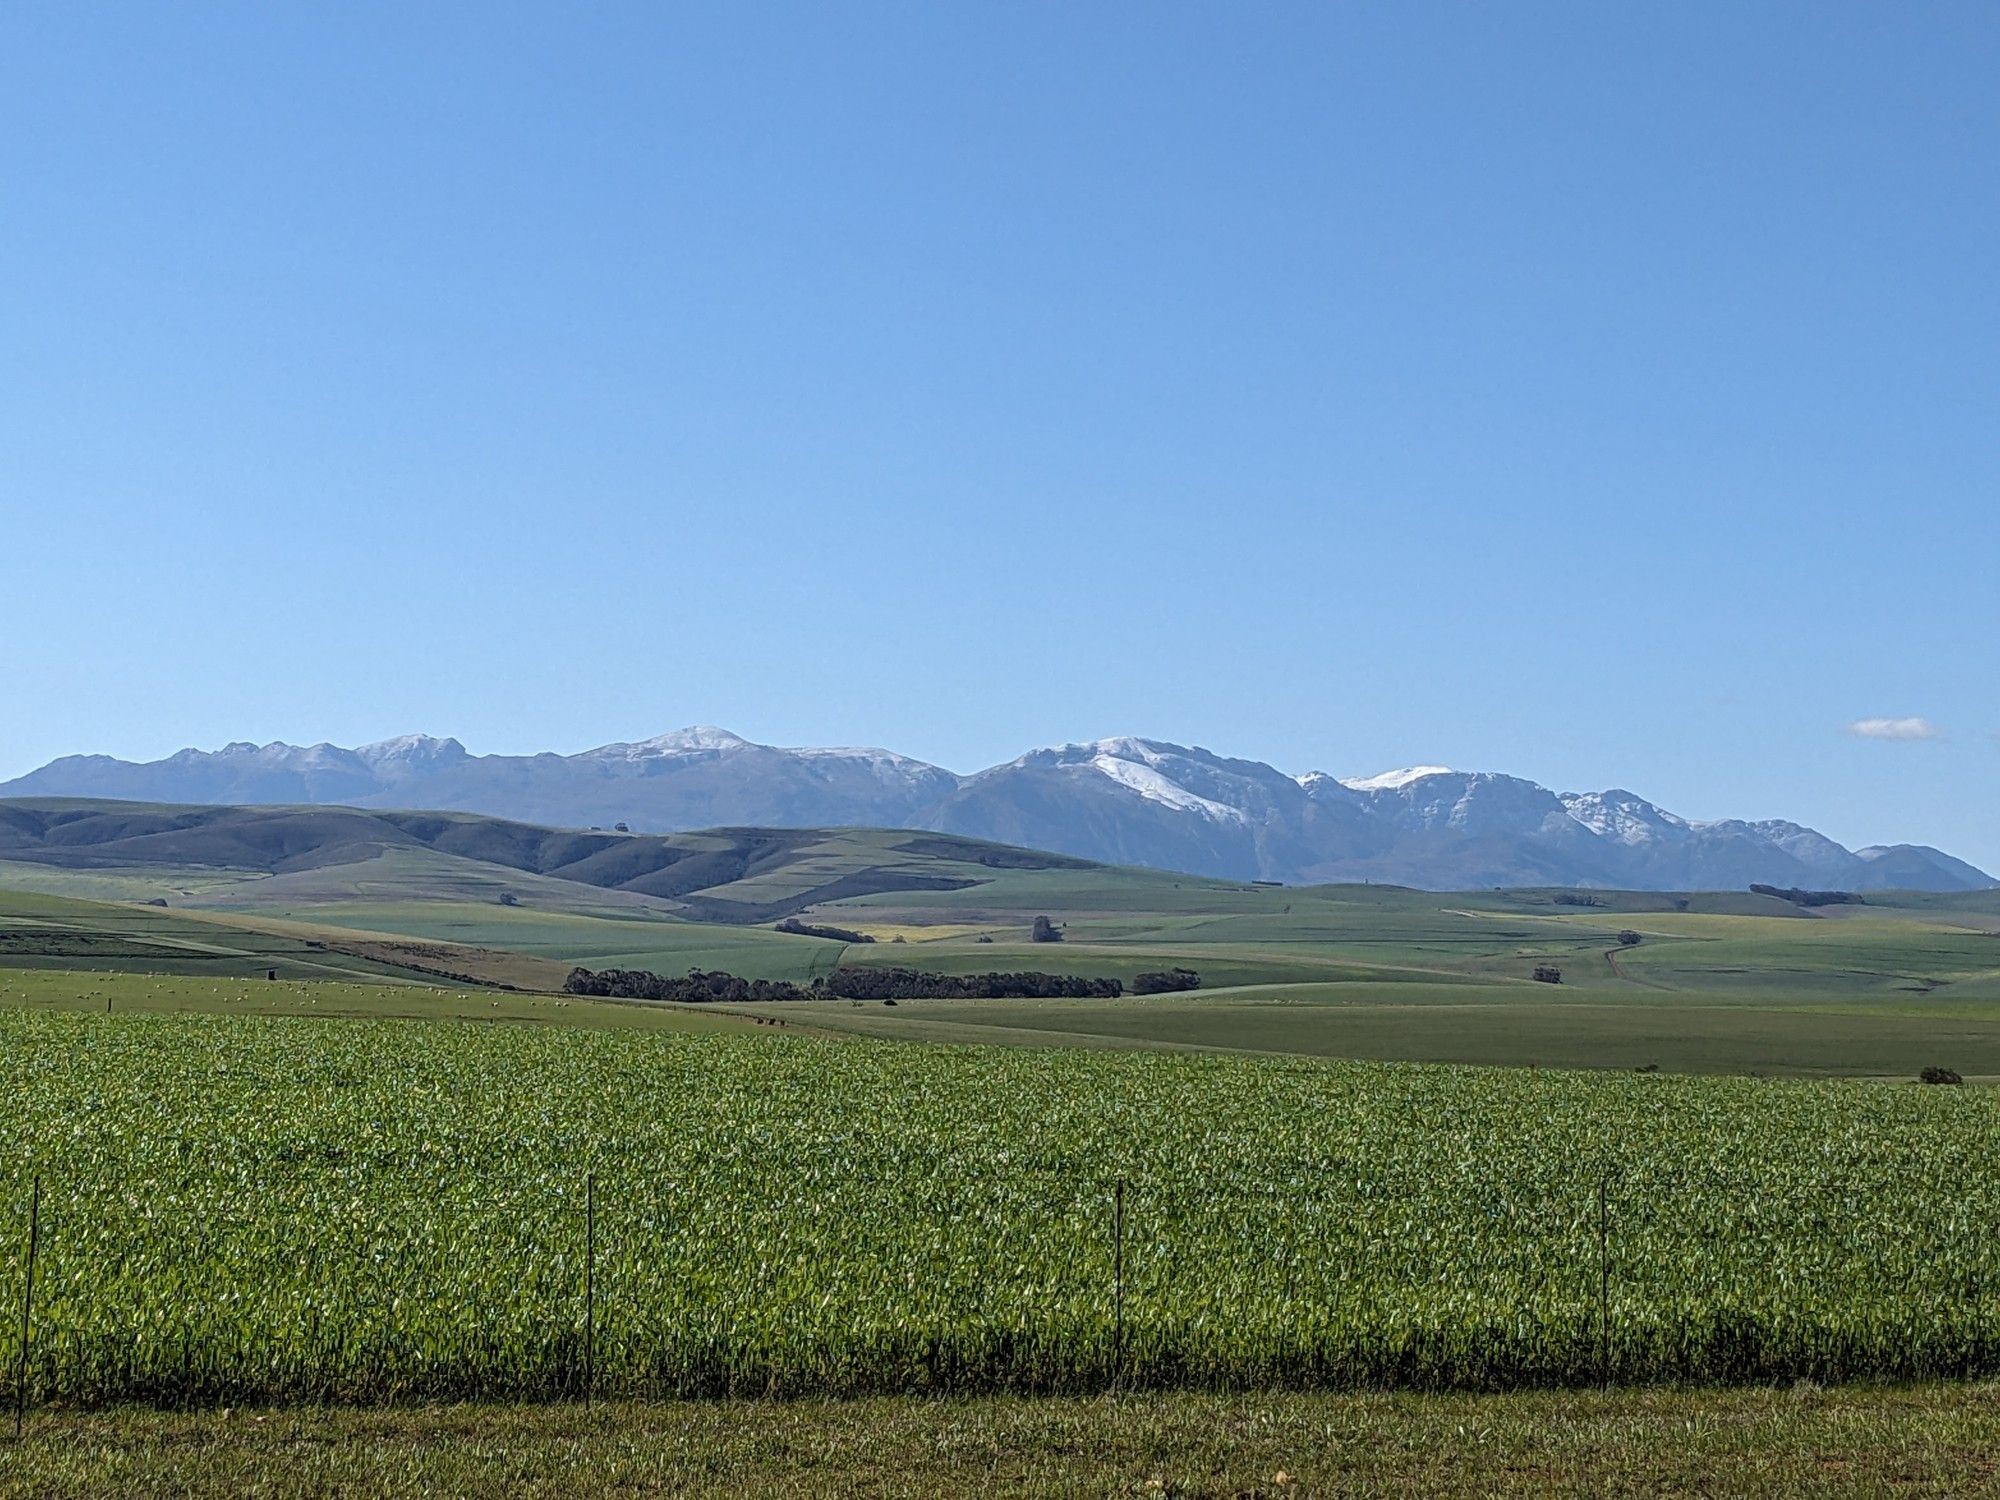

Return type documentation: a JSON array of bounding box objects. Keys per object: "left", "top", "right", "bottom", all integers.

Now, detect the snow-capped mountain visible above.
[
  {"left": 926, "top": 738, "right": 1359, "bottom": 880},
  {"left": 2, "top": 730, "right": 1989, "bottom": 892}
]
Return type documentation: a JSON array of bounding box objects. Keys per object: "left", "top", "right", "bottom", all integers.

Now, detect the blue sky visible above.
[{"left": 4, "top": 3, "right": 1997, "bottom": 868}]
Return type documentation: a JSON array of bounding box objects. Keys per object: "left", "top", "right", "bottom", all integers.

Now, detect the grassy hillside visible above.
[{"left": 0, "top": 799, "right": 1100, "bottom": 921}]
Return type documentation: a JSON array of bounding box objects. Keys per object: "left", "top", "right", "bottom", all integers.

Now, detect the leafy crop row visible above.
[{"left": 3, "top": 1010, "right": 1999, "bottom": 1405}]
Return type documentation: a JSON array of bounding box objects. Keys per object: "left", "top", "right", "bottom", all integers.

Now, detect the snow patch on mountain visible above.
[
  {"left": 1340, "top": 766, "right": 1454, "bottom": 792},
  {"left": 791, "top": 745, "right": 941, "bottom": 768},
  {"left": 1560, "top": 790, "right": 1688, "bottom": 847},
  {"left": 1088, "top": 752, "right": 1247, "bottom": 822}
]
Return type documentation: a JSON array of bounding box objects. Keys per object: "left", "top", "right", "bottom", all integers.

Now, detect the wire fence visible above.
[{"left": 9, "top": 1156, "right": 2000, "bottom": 1419}]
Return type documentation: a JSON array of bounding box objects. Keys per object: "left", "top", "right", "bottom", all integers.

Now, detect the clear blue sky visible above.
[{"left": 4, "top": 3, "right": 1997, "bottom": 868}]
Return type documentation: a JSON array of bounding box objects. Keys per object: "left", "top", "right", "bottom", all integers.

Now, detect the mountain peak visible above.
[
  {"left": 357, "top": 734, "right": 467, "bottom": 765},
  {"left": 595, "top": 726, "right": 758, "bottom": 756},
  {"left": 648, "top": 725, "right": 754, "bottom": 751}
]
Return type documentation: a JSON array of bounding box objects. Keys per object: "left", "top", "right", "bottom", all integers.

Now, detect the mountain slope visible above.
[
  {"left": 925, "top": 738, "right": 1372, "bottom": 883},
  {"left": 3, "top": 730, "right": 1989, "bottom": 892}
]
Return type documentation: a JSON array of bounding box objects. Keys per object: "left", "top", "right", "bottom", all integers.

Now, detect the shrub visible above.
[
  {"left": 1532, "top": 965, "right": 1563, "bottom": 985},
  {"left": 1031, "top": 916, "right": 1062, "bottom": 943},
  {"left": 1132, "top": 968, "right": 1202, "bottom": 995},
  {"left": 1920, "top": 1066, "right": 1964, "bottom": 1086},
  {"left": 1617, "top": 930, "right": 1643, "bottom": 947}
]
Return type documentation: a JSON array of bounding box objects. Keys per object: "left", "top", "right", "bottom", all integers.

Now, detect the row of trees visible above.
[
  {"left": 820, "top": 966, "right": 1122, "bottom": 1000},
  {"left": 563, "top": 965, "right": 1129, "bottom": 1003},
  {"left": 563, "top": 968, "right": 811, "bottom": 1002}
]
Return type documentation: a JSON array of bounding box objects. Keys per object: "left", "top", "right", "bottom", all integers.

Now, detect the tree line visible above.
[
  {"left": 563, "top": 964, "right": 1144, "bottom": 1003},
  {"left": 564, "top": 968, "right": 814, "bottom": 1002},
  {"left": 820, "top": 966, "right": 1121, "bottom": 1000}
]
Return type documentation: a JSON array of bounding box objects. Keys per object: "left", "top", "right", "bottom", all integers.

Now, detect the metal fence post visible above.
[
  {"left": 1112, "top": 1177, "right": 1125, "bottom": 1388},
  {"left": 1596, "top": 1173, "right": 1610, "bottom": 1389},
  {"left": 13, "top": 1177, "right": 41, "bottom": 1441},
  {"left": 584, "top": 1171, "right": 596, "bottom": 1408}
]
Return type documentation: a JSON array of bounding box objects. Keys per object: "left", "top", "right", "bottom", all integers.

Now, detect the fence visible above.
[{"left": 8, "top": 1155, "right": 1999, "bottom": 1419}]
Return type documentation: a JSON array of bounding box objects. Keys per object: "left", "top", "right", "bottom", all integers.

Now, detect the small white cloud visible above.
[{"left": 1847, "top": 717, "right": 1942, "bottom": 741}]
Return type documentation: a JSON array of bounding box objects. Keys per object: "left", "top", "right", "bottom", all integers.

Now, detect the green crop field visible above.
[{"left": 6, "top": 1002, "right": 2000, "bottom": 1408}]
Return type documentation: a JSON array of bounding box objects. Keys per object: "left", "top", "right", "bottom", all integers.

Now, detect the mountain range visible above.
[{"left": 3, "top": 728, "right": 1989, "bottom": 892}]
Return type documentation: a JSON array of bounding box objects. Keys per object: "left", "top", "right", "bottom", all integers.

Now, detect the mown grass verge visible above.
[{"left": 4, "top": 1386, "right": 1999, "bottom": 1497}]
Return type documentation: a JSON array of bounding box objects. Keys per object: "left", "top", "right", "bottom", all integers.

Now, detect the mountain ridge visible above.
[{"left": 4, "top": 729, "right": 1988, "bottom": 892}]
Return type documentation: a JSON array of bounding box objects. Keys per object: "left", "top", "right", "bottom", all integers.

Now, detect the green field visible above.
[
  {"left": 743, "top": 985, "right": 2000, "bottom": 1077},
  {"left": 8, "top": 1001, "right": 2000, "bottom": 1407},
  {"left": 0, "top": 967, "right": 756, "bottom": 1033}
]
